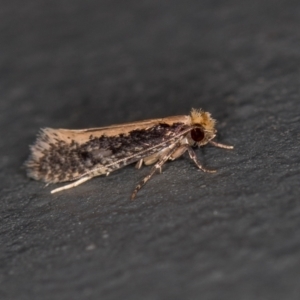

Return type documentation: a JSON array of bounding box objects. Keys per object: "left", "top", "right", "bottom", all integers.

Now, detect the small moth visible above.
[{"left": 26, "top": 109, "right": 233, "bottom": 199}]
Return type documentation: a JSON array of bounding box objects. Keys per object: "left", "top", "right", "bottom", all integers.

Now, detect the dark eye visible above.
[{"left": 191, "top": 128, "right": 205, "bottom": 142}]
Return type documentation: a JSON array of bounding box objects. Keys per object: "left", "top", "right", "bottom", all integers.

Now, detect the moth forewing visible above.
[
  {"left": 51, "top": 133, "right": 188, "bottom": 195},
  {"left": 67, "top": 127, "right": 193, "bottom": 181},
  {"left": 25, "top": 108, "right": 233, "bottom": 199},
  {"left": 48, "top": 115, "right": 191, "bottom": 144}
]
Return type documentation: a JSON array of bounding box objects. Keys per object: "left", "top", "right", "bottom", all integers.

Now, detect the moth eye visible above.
[{"left": 191, "top": 128, "right": 205, "bottom": 142}]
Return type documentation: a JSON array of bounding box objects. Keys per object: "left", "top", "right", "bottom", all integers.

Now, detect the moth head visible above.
[{"left": 188, "top": 108, "right": 216, "bottom": 146}]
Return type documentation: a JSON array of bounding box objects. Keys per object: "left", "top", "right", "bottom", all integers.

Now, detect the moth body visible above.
[{"left": 25, "top": 109, "right": 233, "bottom": 199}]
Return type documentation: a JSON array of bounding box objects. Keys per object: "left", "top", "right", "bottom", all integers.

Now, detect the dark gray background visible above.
[{"left": 1, "top": 0, "right": 300, "bottom": 299}]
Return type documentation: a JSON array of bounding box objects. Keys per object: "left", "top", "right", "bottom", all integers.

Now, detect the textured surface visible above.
[{"left": 1, "top": 0, "right": 300, "bottom": 299}]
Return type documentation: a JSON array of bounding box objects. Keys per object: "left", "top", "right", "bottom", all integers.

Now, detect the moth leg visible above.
[
  {"left": 186, "top": 146, "right": 216, "bottom": 173},
  {"left": 135, "top": 149, "right": 168, "bottom": 170},
  {"left": 50, "top": 176, "right": 92, "bottom": 194},
  {"left": 169, "top": 144, "right": 188, "bottom": 161},
  {"left": 209, "top": 140, "right": 234, "bottom": 149},
  {"left": 143, "top": 153, "right": 161, "bottom": 166},
  {"left": 131, "top": 144, "right": 180, "bottom": 200},
  {"left": 135, "top": 159, "right": 143, "bottom": 169}
]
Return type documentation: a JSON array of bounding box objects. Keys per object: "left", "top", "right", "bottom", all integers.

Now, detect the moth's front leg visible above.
[
  {"left": 186, "top": 146, "right": 216, "bottom": 173},
  {"left": 168, "top": 140, "right": 217, "bottom": 173}
]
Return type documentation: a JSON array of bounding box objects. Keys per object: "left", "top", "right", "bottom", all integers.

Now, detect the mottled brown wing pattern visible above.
[{"left": 26, "top": 122, "right": 189, "bottom": 183}]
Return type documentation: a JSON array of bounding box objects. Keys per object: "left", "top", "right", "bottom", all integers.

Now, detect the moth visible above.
[{"left": 26, "top": 108, "right": 233, "bottom": 199}]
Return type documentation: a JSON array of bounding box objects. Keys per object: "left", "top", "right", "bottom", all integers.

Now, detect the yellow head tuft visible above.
[{"left": 190, "top": 108, "right": 216, "bottom": 131}]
